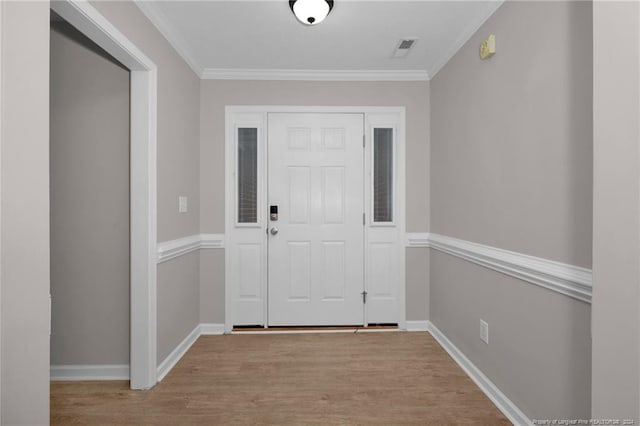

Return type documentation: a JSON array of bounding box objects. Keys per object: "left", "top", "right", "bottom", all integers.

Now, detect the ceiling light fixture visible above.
[{"left": 289, "top": 0, "right": 334, "bottom": 26}]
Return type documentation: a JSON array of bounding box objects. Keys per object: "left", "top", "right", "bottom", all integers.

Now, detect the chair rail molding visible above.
[
  {"left": 158, "top": 231, "right": 592, "bottom": 303},
  {"left": 157, "top": 234, "right": 225, "bottom": 263},
  {"left": 201, "top": 68, "right": 429, "bottom": 81},
  {"left": 406, "top": 232, "right": 431, "bottom": 247},
  {"left": 428, "top": 233, "right": 592, "bottom": 303}
]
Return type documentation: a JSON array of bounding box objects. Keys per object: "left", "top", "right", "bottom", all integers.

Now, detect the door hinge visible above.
[
  {"left": 363, "top": 134, "right": 365, "bottom": 148},
  {"left": 363, "top": 212, "right": 365, "bottom": 225},
  {"left": 361, "top": 291, "right": 368, "bottom": 304}
]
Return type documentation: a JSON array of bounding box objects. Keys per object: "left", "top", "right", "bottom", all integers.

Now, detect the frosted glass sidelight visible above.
[
  {"left": 238, "top": 128, "right": 258, "bottom": 223},
  {"left": 373, "top": 128, "right": 393, "bottom": 223}
]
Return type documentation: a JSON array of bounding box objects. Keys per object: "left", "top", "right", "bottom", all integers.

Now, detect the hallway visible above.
[{"left": 51, "top": 332, "right": 509, "bottom": 425}]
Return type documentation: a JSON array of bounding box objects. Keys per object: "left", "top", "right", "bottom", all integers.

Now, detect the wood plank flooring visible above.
[{"left": 51, "top": 332, "right": 510, "bottom": 425}]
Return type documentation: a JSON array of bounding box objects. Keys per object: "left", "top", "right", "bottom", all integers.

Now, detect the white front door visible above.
[{"left": 267, "top": 113, "right": 365, "bottom": 326}]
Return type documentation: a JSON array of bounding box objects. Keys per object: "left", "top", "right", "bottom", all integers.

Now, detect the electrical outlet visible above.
[
  {"left": 178, "top": 196, "right": 188, "bottom": 213},
  {"left": 480, "top": 319, "right": 489, "bottom": 344}
]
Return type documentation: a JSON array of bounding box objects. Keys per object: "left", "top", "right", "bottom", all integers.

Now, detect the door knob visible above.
[{"left": 270, "top": 227, "right": 279, "bottom": 236}]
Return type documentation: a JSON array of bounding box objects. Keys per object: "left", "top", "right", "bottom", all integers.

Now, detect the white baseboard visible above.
[
  {"left": 427, "top": 321, "right": 533, "bottom": 426},
  {"left": 50, "top": 364, "right": 129, "bottom": 381},
  {"left": 50, "top": 323, "right": 227, "bottom": 384},
  {"left": 405, "top": 320, "right": 430, "bottom": 331},
  {"left": 156, "top": 324, "right": 201, "bottom": 382},
  {"left": 200, "top": 323, "right": 225, "bottom": 335},
  {"left": 50, "top": 319, "right": 530, "bottom": 426}
]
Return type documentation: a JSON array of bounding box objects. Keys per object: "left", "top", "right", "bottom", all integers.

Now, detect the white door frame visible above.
[
  {"left": 0, "top": 0, "right": 4, "bottom": 414},
  {"left": 50, "top": 0, "right": 158, "bottom": 389},
  {"left": 225, "top": 106, "right": 406, "bottom": 332}
]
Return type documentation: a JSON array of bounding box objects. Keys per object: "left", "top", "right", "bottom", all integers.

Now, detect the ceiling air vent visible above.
[{"left": 392, "top": 38, "right": 418, "bottom": 58}]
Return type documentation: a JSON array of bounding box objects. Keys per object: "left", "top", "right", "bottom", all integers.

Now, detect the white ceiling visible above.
[{"left": 135, "top": 0, "right": 503, "bottom": 80}]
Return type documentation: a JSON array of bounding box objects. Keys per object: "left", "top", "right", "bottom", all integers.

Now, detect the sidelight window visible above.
[
  {"left": 373, "top": 128, "right": 394, "bottom": 223},
  {"left": 237, "top": 128, "right": 258, "bottom": 223}
]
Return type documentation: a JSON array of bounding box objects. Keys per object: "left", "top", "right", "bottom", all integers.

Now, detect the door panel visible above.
[
  {"left": 268, "top": 113, "right": 364, "bottom": 326},
  {"left": 288, "top": 167, "right": 311, "bottom": 224},
  {"left": 237, "top": 244, "right": 262, "bottom": 299}
]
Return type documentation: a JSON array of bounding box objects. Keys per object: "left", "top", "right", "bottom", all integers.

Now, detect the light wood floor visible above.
[{"left": 51, "top": 332, "right": 510, "bottom": 425}]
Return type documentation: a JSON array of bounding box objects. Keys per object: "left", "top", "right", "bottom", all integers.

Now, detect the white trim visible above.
[
  {"left": 231, "top": 328, "right": 403, "bottom": 335},
  {"left": 156, "top": 230, "right": 593, "bottom": 305},
  {"left": 405, "top": 320, "right": 429, "bottom": 331},
  {"left": 51, "top": 1, "right": 154, "bottom": 71},
  {"left": 51, "top": 0, "right": 158, "bottom": 390},
  {"left": 156, "top": 324, "right": 200, "bottom": 382},
  {"left": 202, "top": 68, "right": 429, "bottom": 81},
  {"left": 134, "top": 1, "right": 203, "bottom": 78},
  {"left": 157, "top": 234, "right": 225, "bottom": 263},
  {"left": 132, "top": 0, "right": 502, "bottom": 81},
  {"left": 50, "top": 364, "right": 130, "bottom": 381},
  {"left": 0, "top": 0, "right": 4, "bottom": 415},
  {"left": 201, "top": 233, "right": 225, "bottom": 249},
  {"left": 427, "top": 321, "right": 533, "bottom": 426},
  {"left": 156, "top": 323, "right": 225, "bottom": 381},
  {"left": 406, "top": 232, "right": 431, "bottom": 248},
  {"left": 226, "top": 106, "right": 405, "bottom": 115},
  {"left": 157, "top": 235, "right": 201, "bottom": 263},
  {"left": 428, "top": 233, "right": 593, "bottom": 303},
  {"left": 199, "top": 323, "right": 226, "bottom": 335},
  {"left": 427, "top": 1, "right": 504, "bottom": 78}
]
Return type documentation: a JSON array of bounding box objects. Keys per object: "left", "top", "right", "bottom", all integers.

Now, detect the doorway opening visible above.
[
  {"left": 225, "top": 106, "right": 406, "bottom": 332},
  {"left": 50, "top": 0, "right": 158, "bottom": 389},
  {"left": 49, "top": 10, "right": 131, "bottom": 381}
]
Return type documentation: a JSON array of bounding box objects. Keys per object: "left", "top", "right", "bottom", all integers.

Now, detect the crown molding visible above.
[
  {"left": 134, "top": 1, "right": 204, "bottom": 78},
  {"left": 134, "top": 0, "right": 503, "bottom": 82},
  {"left": 427, "top": 0, "right": 504, "bottom": 79},
  {"left": 201, "top": 68, "right": 430, "bottom": 81}
]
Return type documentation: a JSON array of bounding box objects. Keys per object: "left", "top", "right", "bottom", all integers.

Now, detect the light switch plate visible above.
[
  {"left": 179, "top": 196, "right": 188, "bottom": 213},
  {"left": 480, "top": 319, "right": 489, "bottom": 344}
]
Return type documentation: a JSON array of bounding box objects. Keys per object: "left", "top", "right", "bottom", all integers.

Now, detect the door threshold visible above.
[{"left": 231, "top": 324, "right": 399, "bottom": 334}]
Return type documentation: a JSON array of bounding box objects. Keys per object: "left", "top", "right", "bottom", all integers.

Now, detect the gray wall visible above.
[
  {"left": 1, "top": 1, "right": 51, "bottom": 424},
  {"left": 158, "top": 252, "right": 200, "bottom": 361},
  {"left": 90, "top": 0, "right": 202, "bottom": 366},
  {"left": 431, "top": 0, "right": 592, "bottom": 268},
  {"left": 199, "top": 80, "right": 431, "bottom": 323},
  {"left": 592, "top": 1, "right": 640, "bottom": 422},
  {"left": 1, "top": 1, "right": 203, "bottom": 420},
  {"left": 50, "top": 20, "right": 130, "bottom": 366},
  {"left": 430, "top": 0, "right": 592, "bottom": 420},
  {"left": 200, "top": 249, "right": 225, "bottom": 324}
]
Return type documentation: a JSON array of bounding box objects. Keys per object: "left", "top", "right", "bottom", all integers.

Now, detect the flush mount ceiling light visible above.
[{"left": 289, "top": 0, "right": 334, "bottom": 26}]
